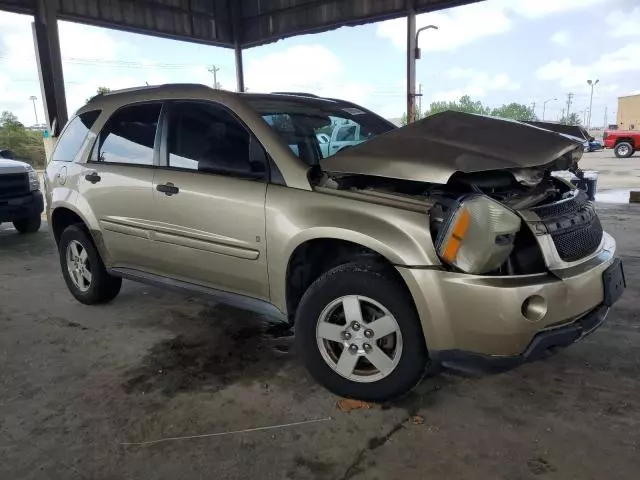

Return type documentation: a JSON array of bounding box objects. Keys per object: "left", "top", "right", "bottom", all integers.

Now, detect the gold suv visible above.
[{"left": 45, "top": 85, "right": 626, "bottom": 401}]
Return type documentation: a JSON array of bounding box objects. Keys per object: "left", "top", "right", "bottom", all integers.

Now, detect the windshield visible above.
[{"left": 244, "top": 96, "right": 395, "bottom": 166}]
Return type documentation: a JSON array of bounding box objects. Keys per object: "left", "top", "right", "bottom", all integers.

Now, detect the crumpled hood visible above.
[
  {"left": 322, "top": 111, "right": 584, "bottom": 184},
  {"left": 0, "top": 158, "right": 32, "bottom": 174}
]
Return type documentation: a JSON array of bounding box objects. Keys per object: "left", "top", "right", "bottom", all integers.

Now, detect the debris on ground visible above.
[
  {"left": 336, "top": 398, "right": 373, "bottom": 412},
  {"left": 411, "top": 415, "right": 425, "bottom": 425}
]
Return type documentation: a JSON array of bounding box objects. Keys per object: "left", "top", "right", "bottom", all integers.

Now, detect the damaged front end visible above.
[{"left": 318, "top": 111, "right": 603, "bottom": 276}]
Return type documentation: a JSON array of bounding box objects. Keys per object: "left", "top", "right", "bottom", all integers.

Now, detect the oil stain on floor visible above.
[{"left": 122, "top": 303, "right": 294, "bottom": 397}]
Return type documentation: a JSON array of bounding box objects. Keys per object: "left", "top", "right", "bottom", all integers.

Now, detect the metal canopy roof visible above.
[{"left": 0, "top": 0, "right": 481, "bottom": 49}]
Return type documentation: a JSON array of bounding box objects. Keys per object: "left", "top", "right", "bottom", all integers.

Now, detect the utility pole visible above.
[
  {"left": 560, "top": 108, "right": 565, "bottom": 122},
  {"left": 566, "top": 92, "right": 574, "bottom": 119},
  {"left": 604, "top": 106, "right": 608, "bottom": 130},
  {"left": 587, "top": 79, "right": 599, "bottom": 129},
  {"left": 208, "top": 65, "right": 221, "bottom": 89},
  {"left": 531, "top": 102, "right": 536, "bottom": 116},
  {"left": 29, "top": 95, "right": 38, "bottom": 125},
  {"left": 418, "top": 83, "right": 423, "bottom": 116}
]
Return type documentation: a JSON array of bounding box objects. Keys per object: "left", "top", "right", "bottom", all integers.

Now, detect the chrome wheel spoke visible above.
[
  {"left": 368, "top": 315, "right": 397, "bottom": 339},
  {"left": 335, "top": 349, "right": 359, "bottom": 377},
  {"left": 70, "top": 242, "right": 80, "bottom": 260},
  {"left": 342, "top": 296, "right": 363, "bottom": 325},
  {"left": 366, "top": 346, "right": 395, "bottom": 375},
  {"left": 79, "top": 248, "right": 88, "bottom": 263},
  {"left": 81, "top": 268, "right": 92, "bottom": 283},
  {"left": 317, "top": 322, "right": 345, "bottom": 343}
]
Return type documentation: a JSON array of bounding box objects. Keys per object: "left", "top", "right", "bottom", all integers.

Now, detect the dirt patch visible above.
[{"left": 122, "top": 304, "right": 293, "bottom": 397}]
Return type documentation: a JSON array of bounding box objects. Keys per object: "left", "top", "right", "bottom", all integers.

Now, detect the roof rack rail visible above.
[{"left": 271, "top": 91, "right": 320, "bottom": 98}]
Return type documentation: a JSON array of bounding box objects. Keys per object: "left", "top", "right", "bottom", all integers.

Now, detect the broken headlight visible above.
[{"left": 434, "top": 195, "right": 521, "bottom": 274}]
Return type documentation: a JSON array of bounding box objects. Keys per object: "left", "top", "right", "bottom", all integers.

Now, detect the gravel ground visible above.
[{"left": 1, "top": 204, "right": 639, "bottom": 480}]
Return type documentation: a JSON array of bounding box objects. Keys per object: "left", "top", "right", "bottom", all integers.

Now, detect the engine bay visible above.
[{"left": 318, "top": 167, "right": 585, "bottom": 276}]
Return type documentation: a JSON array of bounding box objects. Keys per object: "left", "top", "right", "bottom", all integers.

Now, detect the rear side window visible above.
[
  {"left": 94, "top": 103, "right": 161, "bottom": 166},
  {"left": 52, "top": 110, "right": 100, "bottom": 162}
]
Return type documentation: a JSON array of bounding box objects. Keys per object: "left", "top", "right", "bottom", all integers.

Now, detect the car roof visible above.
[{"left": 79, "top": 83, "right": 342, "bottom": 114}]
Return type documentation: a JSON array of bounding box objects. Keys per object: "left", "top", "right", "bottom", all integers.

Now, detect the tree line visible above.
[
  {"left": 0, "top": 111, "right": 46, "bottom": 168},
  {"left": 401, "top": 95, "right": 582, "bottom": 126}
]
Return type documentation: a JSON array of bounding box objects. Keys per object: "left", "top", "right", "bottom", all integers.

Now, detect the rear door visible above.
[
  {"left": 149, "top": 101, "right": 269, "bottom": 300},
  {"left": 77, "top": 102, "right": 162, "bottom": 270}
]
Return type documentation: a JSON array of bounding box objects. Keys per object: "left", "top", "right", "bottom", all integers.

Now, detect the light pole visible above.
[
  {"left": 587, "top": 79, "right": 599, "bottom": 129},
  {"left": 407, "top": 19, "right": 438, "bottom": 124},
  {"left": 29, "top": 95, "right": 38, "bottom": 126},
  {"left": 542, "top": 98, "right": 557, "bottom": 121}
]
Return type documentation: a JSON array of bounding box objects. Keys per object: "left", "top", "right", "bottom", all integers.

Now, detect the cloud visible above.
[
  {"left": 508, "top": 0, "right": 608, "bottom": 18},
  {"left": 423, "top": 69, "right": 520, "bottom": 104},
  {"left": 376, "top": 2, "right": 510, "bottom": 52},
  {"left": 536, "top": 43, "right": 640, "bottom": 88},
  {"left": 244, "top": 44, "right": 378, "bottom": 109},
  {"left": 550, "top": 30, "right": 571, "bottom": 46},
  {"left": 605, "top": 7, "right": 640, "bottom": 37},
  {"left": 376, "top": 0, "right": 609, "bottom": 51}
]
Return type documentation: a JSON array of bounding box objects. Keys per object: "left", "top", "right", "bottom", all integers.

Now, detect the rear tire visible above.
[
  {"left": 59, "top": 225, "right": 122, "bottom": 305},
  {"left": 614, "top": 142, "right": 634, "bottom": 158},
  {"left": 13, "top": 214, "right": 41, "bottom": 233},
  {"left": 295, "top": 262, "right": 428, "bottom": 402}
]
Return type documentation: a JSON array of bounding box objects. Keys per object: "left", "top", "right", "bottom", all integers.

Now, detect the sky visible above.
[{"left": 0, "top": 0, "right": 638, "bottom": 128}]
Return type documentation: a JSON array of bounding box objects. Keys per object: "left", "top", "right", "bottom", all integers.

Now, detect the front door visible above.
[
  {"left": 77, "top": 102, "right": 162, "bottom": 271},
  {"left": 150, "top": 101, "right": 269, "bottom": 300}
]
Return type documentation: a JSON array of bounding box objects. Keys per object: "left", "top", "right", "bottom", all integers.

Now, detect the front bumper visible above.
[
  {"left": 432, "top": 305, "right": 608, "bottom": 373},
  {"left": 0, "top": 190, "right": 44, "bottom": 222},
  {"left": 398, "top": 232, "right": 622, "bottom": 360}
]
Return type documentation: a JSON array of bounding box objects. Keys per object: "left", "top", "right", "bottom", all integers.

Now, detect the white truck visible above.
[
  {"left": 0, "top": 150, "right": 43, "bottom": 233},
  {"left": 317, "top": 123, "right": 372, "bottom": 158}
]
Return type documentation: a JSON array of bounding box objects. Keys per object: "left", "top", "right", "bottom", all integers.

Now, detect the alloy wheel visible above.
[
  {"left": 316, "top": 295, "right": 403, "bottom": 383},
  {"left": 66, "top": 240, "right": 92, "bottom": 292}
]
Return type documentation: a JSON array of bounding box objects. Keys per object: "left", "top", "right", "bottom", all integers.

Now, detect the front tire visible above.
[
  {"left": 295, "top": 263, "right": 428, "bottom": 402},
  {"left": 614, "top": 142, "right": 634, "bottom": 158},
  {"left": 13, "top": 214, "right": 41, "bottom": 233},
  {"left": 59, "top": 225, "right": 122, "bottom": 305}
]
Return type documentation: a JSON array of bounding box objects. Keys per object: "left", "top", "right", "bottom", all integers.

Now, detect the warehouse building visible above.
[{"left": 617, "top": 94, "right": 640, "bottom": 130}]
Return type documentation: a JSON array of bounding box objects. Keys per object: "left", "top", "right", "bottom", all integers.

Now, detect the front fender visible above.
[{"left": 266, "top": 185, "right": 440, "bottom": 313}]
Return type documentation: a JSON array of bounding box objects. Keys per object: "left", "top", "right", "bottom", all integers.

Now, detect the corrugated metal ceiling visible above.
[{"left": 0, "top": 0, "right": 482, "bottom": 48}]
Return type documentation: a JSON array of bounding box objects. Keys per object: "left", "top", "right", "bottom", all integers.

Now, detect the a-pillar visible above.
[{"left": 32, "top": 0, "right": 68, "bottom": 133}]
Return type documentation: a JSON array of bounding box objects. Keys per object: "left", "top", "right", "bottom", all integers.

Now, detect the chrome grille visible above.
[
  {"left": 0, "top": 172, "right": 29, "bottom": 198},
  {"left": 532, "top": 191, "right": 603, "bottom": 262}
]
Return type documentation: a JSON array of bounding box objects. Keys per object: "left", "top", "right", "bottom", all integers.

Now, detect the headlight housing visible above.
[
  {"left": 27, "top": 168, "right": 40, "bottom": 191},
  {"left": 434, "top": 195, "right": 521, "bottom": 274}
]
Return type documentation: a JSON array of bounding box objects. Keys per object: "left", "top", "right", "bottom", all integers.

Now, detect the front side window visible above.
[
  {"left": 245, "top": 97, "right": 394, "bottom": 165},
  {"left": 52, "top": 110, "right": 100, "bottom": 162},
  {"left": 94, "top": 103, "right": 161, "bottom": 165},
  {"left": 166, "top": 101, "right": 266, "bottom": 179}
]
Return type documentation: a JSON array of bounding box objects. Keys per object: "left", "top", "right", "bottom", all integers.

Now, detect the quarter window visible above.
[
  {"left": 166, "top": 102, "right": 266, "bottom": 179},
  {"left": 95, "top": 103, "right": 161, "bottom": 165},
  {"left": 52, "top": 110, "right": 100, "bottom": 162}
]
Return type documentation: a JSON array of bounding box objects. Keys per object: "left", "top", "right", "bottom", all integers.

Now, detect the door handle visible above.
[
  {"left": 156, "top": 182, "right": 179, "bottom": 196},
  {"left": 85, "top": 171, "right": 101, "bottom": 184}
]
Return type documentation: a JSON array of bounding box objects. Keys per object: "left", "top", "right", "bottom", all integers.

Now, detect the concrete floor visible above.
[{"left": 1, "top": 205, "right": 640, "bottom": 479}]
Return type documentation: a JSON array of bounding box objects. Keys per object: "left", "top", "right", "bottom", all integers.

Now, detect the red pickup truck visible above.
[{"left": 603, "top": 130, "right": 639, "bottom": 158}]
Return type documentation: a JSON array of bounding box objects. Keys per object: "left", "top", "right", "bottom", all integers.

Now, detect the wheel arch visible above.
[
  {"left": 50, "top": 205, "right": 112, "bottom": 266},
  {"left": 282, "top": 233, "right": 418, "bottom": 323},
  {"left": 615, "top": 137, "right": 636, "bottom": 148}
]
